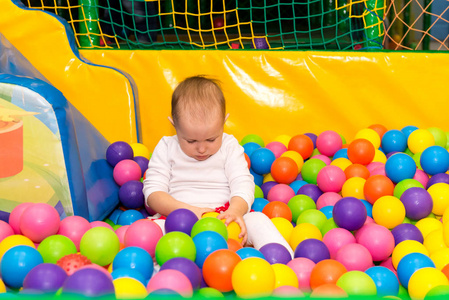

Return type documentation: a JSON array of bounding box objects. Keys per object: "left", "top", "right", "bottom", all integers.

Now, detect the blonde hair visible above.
[{"left": 171, "top": 75, "right": 226, "bottom": 125}]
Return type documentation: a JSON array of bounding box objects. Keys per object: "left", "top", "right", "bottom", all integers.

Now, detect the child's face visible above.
[{"left": 174, "top": 112, "right": 225, "bottom": 161}]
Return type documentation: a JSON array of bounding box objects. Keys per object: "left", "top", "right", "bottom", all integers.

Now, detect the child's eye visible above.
[
  {"left": 207, "top": 139, "right": 216, "bottom": 142},
  {"left": 187, "top": 140, "right": 195, "bottom": 144}
]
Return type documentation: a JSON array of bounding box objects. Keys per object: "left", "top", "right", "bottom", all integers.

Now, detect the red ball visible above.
[
  {"left": 262, "top": 201, "right": 292, "bottom": 221},
  {"left": 213, "top": 17, "right": 224, "bottom": 31},
  {"left": 347, "top": 139, "right": 375, "bottom": 165},
  {"left": 363, "top": 174, "right": 395, "bottom": 205},
  {"left": 288, "top": 135, "right": 314, "bottom": 160},
  {"left": 57, "top": 253, "right": 91, "bottom": 276},
  {"left": 368, "top": 124, "right": 388, "bottom": 139},
  {"left": 244, "top": 153, "right": 251, "bottom": 169},
  {"left": 310, "top": 259, "right": 347, "bottom": 290},
  {"left": 344, "top": 164, "right": 370, "bottom": 180},
  {"left": 202, "top": 249, "right": 241, "bottom": 292},
  {"left": 271, "top": 157, "right": 298, "bottom": 184}
]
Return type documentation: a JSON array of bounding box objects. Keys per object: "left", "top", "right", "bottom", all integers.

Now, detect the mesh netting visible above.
[{"left": 21, "top": 0, "right": 449, "bottom": 51}]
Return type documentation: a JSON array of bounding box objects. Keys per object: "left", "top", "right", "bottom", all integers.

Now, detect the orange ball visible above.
[
  {"left": 202, "top": 249, "right": 241, "bottom": 292},
  {"left": 347, "top": 139, "right": 375, "bottom": 165},
  {"left": 262, "top": 201, "right": 293, "bottom": 222},
  {"left": 227, "top": 238, "right": 243, "bottom": 252},
  {"left": 310, "top": 259, "right": 347, "bottom": 290},
  {"left": 310, "top": 283, "right": 348, "bottom": 298},
  {"left": 271, "top": 157, "right": 298, "bottom": 184},
  {"left": 288, "top": 135, "right": 314, "bottom": 160},
  {"left": 344, "top": 164, "right": 370, "bottom": 180},
  {"left": 244, "top": 153, "right": 251, "bottom": 169},
  {"left": 368, "top": 124, "right": 388, "bottom": 139},
  {"left": 363, "top": 174, "right": 395, "bottom": 205}
]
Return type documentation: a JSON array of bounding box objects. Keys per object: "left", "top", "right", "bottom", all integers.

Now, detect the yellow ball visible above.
[
  {"left": 355, "top": 128, "right": 381, "bottom": 149},
  {"left": 231, "top": 257, "right": 275, "bottom": 298},
  {"left": 442, "top": 206, "right": 449, "bottom": 224},
  {"left": 407, "top": 129, "right": 435, "bottom": 154},
  {"left": 271, "top": 217, "right": 294, "bottom": 242},
  {"left": 0, "top": 279, "right": 5, "bottom": 293},
  {"left": 424, "top": 229, "right": 447, "bottom": 255},
  {"left": 331, "top": 157, "right": 352, "bottom": 171},
  {"left": 392, "top": 240, "right": 429, "bottom": 269},
  {"left": 202, "top": 212, "right": 220, "bottom": 218},
  {"left": 428, "top": 183, "right": 449, "bottom": 216},
  {"left": 226, "top": 221, "right": 242, "bottom": 243},
  {"left": 415, "top": 218, "right": 443, "bottom": 239},
  {"left": 130, "top": 143, "right": 151, "bottom": 159},
  {"left": 281, "top": 150, "right": 304, "bottom": 173},
  {"left": 341, "top": 177, "right": 366, "bottom": 199},
  {"left": 372, "top": 149, "right": 387, "bottom": 164},
  {"left": 430, "top": 248, "right": 449, "bottom": 270},
  {"left": 263, "top": 173, "right": 275, "bottom": 184},
  {"left": 372, "top": 195, "right": 405, "bottom": 229},
  {"left": 113, "top": 277, "right": 148, "bottom": 299},
  {"left": 272, "top": 263, "right": 299, "bottom": 289},
  {"left": 407, "top": 267, "right": 449, "bottom": 300},
  {"left": 274, "top": 135, "right": 292, "bottom": 148},
  {"left": 0, "top": 234, "right": 35, "bottom": 260},
  {"left": 289, "top": 223, "right": 322, "bottom": 251}
]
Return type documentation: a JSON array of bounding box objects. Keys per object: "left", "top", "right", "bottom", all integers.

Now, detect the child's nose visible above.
[{"left": 197, "top": 143, "right": 206, "bottom": 153}]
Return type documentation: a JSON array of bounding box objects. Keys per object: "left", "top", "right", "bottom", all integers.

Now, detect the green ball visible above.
[
  {"left": 240, "top": 134, "right": 265, "bottom": 147},
  {"left": 296, "top": 209, "right": 327, "bottom": 230},
  {"left": 254, "top": 185, "right": 264, "bottom": 199},
  {"left": 301, "top": 158, "right": 326, "bottom": 184},
  {"left": 104, "top": 218, "right": 114, "bottom": 226},
  {"left": 425, "top": 285, "right": 449, "bottom": 299},
  {"left": 339, "top": 133, "right": 347, "bottom": 145},
  {"left": 446, "top": 132, "right": 449, "bottom": 149},
  {"left": 37, "top": 235, "right": 77, "bottom": 264},
  {"left": 311, "top": 148, "right": 321, "bottom": 157},
  {"left": 288, "top": 195, "right": 316, "bottom": 222},
  {"left": 336, "top": 270, "right": 377, "bottom": 297},
  {"left": 404, "top": 148, "right": 414, "bottom": 156},
  {"left": 79, "top": 227, "right": 120, "bottom": 266},
  {"left": 112, "top": 224, "right": 122, "bottom": 231},
  {"left": 196, "top": 287, "right": 225, "bottom": 298},
  {"left": 413, "top": 152, "right": 422, "bottom": 170},
  {"left": 398, "top": 284, "right": 411, "bottom": 300},
  {"left": 155, "top": 231, "right": 196, "bottom": 266},
  {"left": 191, "top": 217, "right": 228, "bottom": 240},
  {"left": 393, "top": 179, "right": 424, "bottom": 198},
  {"left": 321, "top": 218, "right": 338, "bottom": 236},
  {"left": 402, "top": 216, "right": 412, "bottom": 224},
  {"left": 427, "top": 127, "right": 447, "bottom": 148}
]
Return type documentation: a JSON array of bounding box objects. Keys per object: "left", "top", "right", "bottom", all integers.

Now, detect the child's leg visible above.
[{"left": 244, "top": 211, "right": 294, "bottom": 258}]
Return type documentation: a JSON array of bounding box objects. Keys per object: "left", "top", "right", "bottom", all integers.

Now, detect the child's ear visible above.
[
  {"left": 224, "top": 113, "right": 230, "bottom": 123},
  {"left": 168, "top": 116, "right": 175, "bottom": 126}
]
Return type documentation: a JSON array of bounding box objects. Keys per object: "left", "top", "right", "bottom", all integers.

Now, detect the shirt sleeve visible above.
[
  {"left": 142, "top": 137, "right": 171, "bottom": 201},
  {"left": 223, "top": 135, "right": 255, "bottom": 212}
]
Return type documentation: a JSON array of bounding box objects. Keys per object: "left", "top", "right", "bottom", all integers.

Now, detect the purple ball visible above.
[
  {"left": 165, "top": 208, "right": 199, "bottom": 235},
  {"left": 304, "top": 133, "right": 317, "bottom": 148},
  {"left": 386, "top": 151, "right": 400, "bottom": 159},
  {"left": 160, "top": 257, "right": 202, "bottom": 289},
  {"left": 294, "top": 238, "right": 330, "bottom": 263},
  {"left": 261, "top": 181, "right": 278, "bottom": 198},
  {"left": 23, "top": 263, "right": 67, "bottom": 292},
  {"left": 62, "top": 268, "right": 114, "bottom": 297},
  {"left": 259, "top": 243, "right": 292, "bottom": 265},
  {"left": 332, "top": 197, "right": 367, "bottom": 231},
  {"left": 106, "top": 141, "right": 134, "bottom": 167},
  {"left": 119, "top": 180, "right": 145, "bottom": 209},
  {"left": 427, "top": 173, "right": 449, "bottom": 189},
  {"left": 391, "top": 223, "right": 424, "bottom": 245},
  {"left": 297, "top": 184, "right": 323, "bottom": 202},
  {"left": 133, "top": 156, "right": 149, "bottom": 178},
  {"left": 400, "top": 187, "right": 433, "bottom": 220}
]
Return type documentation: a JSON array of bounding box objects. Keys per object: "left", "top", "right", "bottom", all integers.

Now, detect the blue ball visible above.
[
  {"left": 420, "top": 145, "right": 449, "bottom": 176},
  {"left": 192, "top": 231, "right": 228, "bottom": 268},
  {"left": 1, "top": 246, "right": 44, "bottom": 289},
  {"left": 401, "top": 125, "right": 419, "bottom": 139},
  {"left": 360, "top": 199, "right": 373, "bottom": 218},
  {"left": 108, "top": 209, "right": 123, "bottom": 224},
  {"left": 289, "top": 180, "right": 308, "bottom": 194},
  {"left": 319, "top": 206, "right": 333, "bottom": 219},
  {"left": 385, "top": 153, "right": 417, "bottom": 183},
  {"left": 381, "top": 129, "right": 408, "bottom": 154},
  {"left": 236, "top": 247, "right": 265, "bottom": 260},
  {"left": 365, "top": 266, "right": 399, "bottom": 297},
  {"left": 250, "top": 148, "right": 276, "bottom": 175},
  {"left": 333, "top": 148, "right": 348, "bottom": 160},
  {"left": 112, "top": 246, "right": 154, "bottom": 281},
  {"left": 397, "top": 252, "right": 435, "bottom": 288},
  {"left": 251, "top": 198, "right": 269, "bottom": 212},
  {"left": 111, "top": 267, "right": 147, "bottom": 285},
  {"left": 250, "top": 168, "right": 264, "bottom": 186},
  {"left": 242, "top": 142, "right": 261, "bottom": 157},
  {"left": 116, "top": 209, "right": 144, "bottom": 226}
]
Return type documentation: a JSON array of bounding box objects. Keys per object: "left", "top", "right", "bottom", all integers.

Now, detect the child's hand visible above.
[
  {"left": 190, "top": 206, "right": 215, "bottom": 219},
  {"left": 217, "top": 209, "right": 247, "bottom": 246}
]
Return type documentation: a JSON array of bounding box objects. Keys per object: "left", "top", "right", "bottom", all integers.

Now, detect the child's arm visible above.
[{"left": 217, "top": 196, "right": 248, "bottom": 245}]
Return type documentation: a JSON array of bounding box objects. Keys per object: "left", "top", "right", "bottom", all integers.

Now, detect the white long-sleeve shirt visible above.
[{"left": 143, "top": 133, "right": 255, "bottom": 211}]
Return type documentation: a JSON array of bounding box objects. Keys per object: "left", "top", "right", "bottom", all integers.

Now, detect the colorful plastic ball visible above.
[
  {"left": 316, "top": 165, "right": 346, "bottom": 193},
  {"left": 394, "top": 178, "right": 424, "bottom": 199},
  {"left": 408, "top": 267, "right": 449, "bottom": 300},
  {"left": 428, "top": 183, "right": 449, "bottom": 215},
  {"left": 266, "top": 141, "right": 288, "bottom": 158},
  {"left": 231, "top": 257, "right": 275, "bottom": 298},
  {"left": 196, "top": 287, "right": 225, "bottom": 298},
  {"left": 332, "top": 197, "right": 367, "bottom": 231},
  {"left": 191, "top": 217, "right": 228, "bottom": 240},
  {"left": 57, "top": 216, "right": 91, "bottom": 251},
  {"left": 227, "top": 238, "right": 243, "bottom": 252},
  {"left": 124, "top": 219, "right": 163, "bottom": 257},
  {"left": 8, "top": 202, "right": 34, "bottom": 235},
  {"left": 289, "top": 223, "right": 323, "bottom": 251},
  {"left": 118, "top": 180, "right": 145, "bottom": 209},
  {"left": 113, "top": 277, "right": 148, "bottom": 299},
  {"left": 427, "top": 173, "right": 449, "bottom": 189},
  {"left": 62, "top": 268, "right": 114, "bottom": 297},
  {"left": 341, "top": 177, "right": 366, "bottom": 199},
  {"left": 91, "top": 220, "right": 114, "bottom": 230},
  {"left": 235, "top": 247, "right": 264, "bottom": 260},
  {"left": 288, "top": 195, "right": 316, "bottom": 222},
  {"left": 420, "top": 146, "right": 449, "bottom": 176},
  {"left": 288, "top": 134, "right": 314, "bottom": 160},
  {"left": 19, "top": 203, "right": 60, "bottom": 243},
  {"left": 310, "top": 283, "right": 348, "bottom": 298},
  {"left": 381, "top": 129, "right": 408, "bottom": 154},
  {"left": 414, "top": 168, "right": 430, "bottom": 188},
  {"left": 356, "top": 128, "right": 381, "bottom": 149},
  {"left": 423, "top": 229, "right": 445, "bottom": 255},
  {"left": 155, "top": 231, "right": 196, "bottom": 266},
  {"left": 385, "top": 153, "right": 417, "bottom": 183},
  {"left": 294, "top": 238, "right": 330, "bottom": 263},
  {"left": 271, "top": 263, "right": 299, "bottom": 289},
  {"left": 193, "top": 231, "right": 228, "bottom": 268},
  {"left": 363, "top": 175, "right": 394, "bottom": 205},
  {"left": 0, "top": 221, "right": 12, "bottom": 247},
  {"left": 347, "top": 139, "right": 375, "bottom": 165},
  {"left": 129, "top": 142, "right": 149, "bottom": 159},
  {"left": 241, "top": 134, "right": 265, "bottom": 147},
  {"left": 344, "top": 163, "right": 369, "bottom": 180},
  {"left": 113, "top": 159, "right": 142, "bottom": 186},
  {"left": 427, "top": 127, "right": 447, "bottom": 148},
  {"left": 271, "top": 157, "right": 298, "bottom": 184},
  {"left": 372, "top": 195, "right": 406, "bottom": 229},
  {"left": 392, "top": 240, "right": 429, "bottom": 269},
  {"left": 259, "top": 243, "right": 292, "bottom": 265},
  {"left": 202, "top": 249, "right": 241, "bottom": 292},
  {"left": 287, "top": 257, "right": 315, "bottom": 292},
  {"left": 252, "top": 197, "right": 269, "bottom": 212},
  {"left": 56, "top": 253, "right": 91, "bottom": 275},
  {"left": 336, "top": 270, "right": 377, "bottom": 296},
  {"left": 322, "top": 228, "right": 356, "bottom": 259},
  {"left": 250, "top": 148, "right": 276, "bottom": 175},
  {"left": 297, "top": 183, "right": 323, "bottom": 202},
  {"left": 316, "top": 130, "right": 342, "bottom": 157},
  {"left": 316, "top": 192, "right": 341, "bottom": 210},
  {"left": 165, "top": 208, "right": 198, "bottom": 235},
  {"left": 37, "top": 234, "right": 77, "bottom": 264},
  {"left": 360, "top": 200, "right": 373, "bottom": 218},
  {"left": 117, "top": 209, "right": 144, "bottom": 226},
  {"left": 397, "top": 252, "right": 435, "bottom": 288},
  {"left": 297, "top": 209, "right": 327, "bottom": 229},
  {"left": 243, "top": 142, "right": 261, "bottom": 158},
  {"left": 106, "top": 141, "right": 134, "bottom": 167},
  {"left": 23, "top": 263, "right": 67, "bottom": 292},
  {"left": 272, "top": 285, "right": 303, "bottom": 297},
  {"left": 399, "top": 187, "right": 433, "bottom": 220},
  {"left": 426, "top": 285, "right": 449, "bottom": 299},
  {"left": 261, "top": 181, "right": 278, "bottom": 198},
  {"left": 262, "top": 201, "right": 292, "bottom": 221},
  {"left": 430, "top": 247, "right": 449, "bottom": 270},
  {"left": 408, "top": 129, "right": 436, "bottom": 154},
  {"left": 271, "top": 217, "right": 294, "bottom": 243},
  {"left": 161, "top": 257, "right": 202, "bottom": 290},
  {"left": 402, "top": 125, "right": 419, "bottom": 139},
  {"left": 111, "top": 268, "right": 147, "bottom": 286},
  {"left": 281, "top": 151, "right": 304, "bottom": 173},
  {"left": 301, "top": 158, "right": 327, "bottom": 185},
  {"left": 310, "top": 259, "right": 347, "bottom": 290},
  {"left": 79, "top": 226, "right": 120, "bottom": 266},
  {"left": 0, "top": 245, "right": 43, "bottom": 289},
  {"left": 365, "top": 266, "right": 399, "bottom": 297},
  {"left": 333, "top": 148, "right": 348, "bottom": 160},
  {"left": 355, "top": 224, "right": 394, "bottom": 262},
  {"left": 147, "top": 269, "right": 193, "bottom": 297},
  {"left": 133, "top": 156, "right": 149, "bottom": 177},
  {"left": 112, "top": 246, "right": 153, "bottom": 281},
  {"left": 267, "top": 184, "right": 296, "bottom": 204},
  {"left": 335, "top": 243, "right": 373, "bottom": 271}
]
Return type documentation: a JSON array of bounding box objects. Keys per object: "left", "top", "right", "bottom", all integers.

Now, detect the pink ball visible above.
[
  {"left": 0, "top": 220, "right": 14, "bottom": 242},
  {"left": 364, "top": 216, "right": 375, "bottom": 225},
  {"left": 266, "top": 141, "right": 288, "bottom": 158},
  {"left": 316, "top": 165, "right": 346, "bottom": 193},
  {"left": 370, "top": 165, "right": 386, "bottom": 176},
  {"left": 58, "top": 216, "right": 91, "bottom": 251},
  {"left": 287, "top": 257, "right": 316, "bottom": 293},
  {"left": 355, "top": 223, "right": 394, "bottom": 262},
  {"left": 272, "top": 286, "right": 304, "bottom": 297},
  {"left": 115, "top": 225, "right": 129, "bottom": 244},
  {"left": 335, "top": 243, "right": 373, "bottom": 272},
  {"left": 113, "top": 159, "right": 142, "bottom": 186},
  {"left": 124, "top": 219, "right": 163, "bottom": 257},
  {"left": 20, "top": 203, "right": 60, "bottom": 243},
  {"left": 316, "top": 192, "right": 342, "bottom": 210},
  {"left": 366, "top": 162, "right": 384, "bottom": 174},
  {"left": 9, "top": 202, "right": 34, "bottom": 234},
  {"left": 311, "top": 155, "right": 331, "bottom": 165},
  {"left": 90, "top": 221, "right": 114, "bottom": 230},
  {"left": 267, "top": 184, "right": 296, "bottom": 204},
  {"left": 147, "top": 269, "right": 193, "bottom": 297},
  {"left": 413, "top": 169, "right": 429, "bottom": 188},
  {"left": 316, "top": 130, "right": 343, "bottom": 157},
  {"left": 323, "top": 228, "right": 356, "bottom": 259}
]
